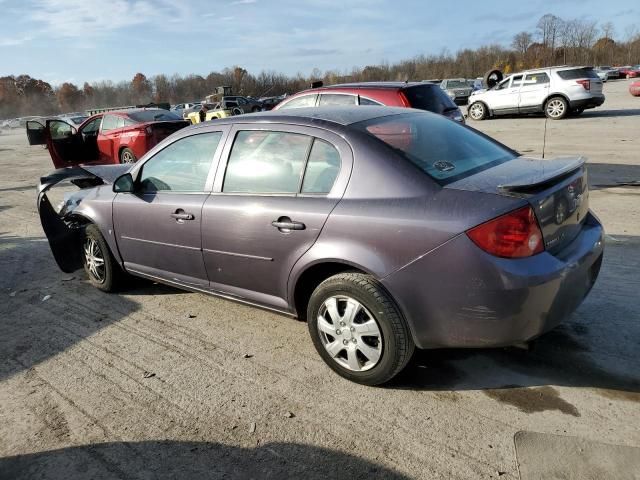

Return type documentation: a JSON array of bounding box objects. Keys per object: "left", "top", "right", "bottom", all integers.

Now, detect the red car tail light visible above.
[
  {"left": 466, "top": 206, "right": 544, "bottom": 258},
  {"left": 576, "top": 79, "right": 590, "bottom": 91}
]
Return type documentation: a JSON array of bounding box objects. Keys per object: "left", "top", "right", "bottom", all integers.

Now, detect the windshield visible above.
[
  {"left": 445, "top": 80, "right": 469, "bottom": 88},
  {"left": 354, "top": 113, "right": 516, "bottom": 184},
  {"left": 127, "top": 110, "right": 182, "bottom": 122}
]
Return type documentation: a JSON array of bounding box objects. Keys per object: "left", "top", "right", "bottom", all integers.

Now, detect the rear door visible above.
[
  {"left": 113, "top": 129, "right": 228, "bottom": 287},
  {"left": 201, "top": 125, "right": 352, "bottom": 309},
  {"left": 97, "top": 114, "right": 125, "bottom": 162},
  {"left": 518, "top": 72, "right": 550, "bottom": 111}
]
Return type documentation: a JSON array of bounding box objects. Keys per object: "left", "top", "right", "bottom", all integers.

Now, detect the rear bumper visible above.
[
  {"left": 382, "top": 212, "right": 604, "bottom": 349},
  {"left": 570, "top": 95, "right": 605, "bottom": 110}
]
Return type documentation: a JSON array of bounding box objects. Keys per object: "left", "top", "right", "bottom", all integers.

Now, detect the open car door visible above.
[{"left": 26, "top": 121, "right": 46, "bottom": 145}]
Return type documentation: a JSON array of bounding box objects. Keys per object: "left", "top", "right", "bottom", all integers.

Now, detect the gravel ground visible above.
[{"left": 0, "top": 79, "right": 638, "bottom": 479}]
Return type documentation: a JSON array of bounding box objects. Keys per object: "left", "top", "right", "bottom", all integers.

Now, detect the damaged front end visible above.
[{"left": 37, "top": 165, "right": 128, "bottom": 272}]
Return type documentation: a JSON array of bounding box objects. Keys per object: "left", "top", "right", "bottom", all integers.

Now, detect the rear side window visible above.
[
  {"left": 101, "top": 115, "right": 120, "bottom": 132},
  {"left": 354, "top": 113, "right": 515, "bottom": 184},
  {"left": 359, "top": 97, "right": 382, "bottom": 106},
  {"left": 557, "top": 68, "right": 599, "bottom": 80},
  {"left": 319, "top": 94, "right": 357, "bottom": 106},
  {"left": 523, "top": 73, "right": 550, "bottom": 85},
  {"left": 279, "top": 94, "right": 318, "bottom": 109},
  {"left": 223, "top": 131, "right": 312, "bottom": 193},
  {"left": 401, "top": 85, "right": 457, "bottom": 114},
  {"left": 301, "top": 139, "right": 341, "bottom": 194}
]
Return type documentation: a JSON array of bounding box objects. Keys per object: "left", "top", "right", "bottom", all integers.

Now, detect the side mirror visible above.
[{"left": 113, "top": 173, "right": 135, "bottom": 193}]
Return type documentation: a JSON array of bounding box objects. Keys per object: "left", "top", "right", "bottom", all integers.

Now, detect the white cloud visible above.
[
  {"left": 0, "top": 35, "right": 33, "bottom": 47},
  {"left": 29, "top": 0, "right": 188, "bottom": 37},
  {"left": 230, "top": 0, "right": 257, "bottom": 5}
]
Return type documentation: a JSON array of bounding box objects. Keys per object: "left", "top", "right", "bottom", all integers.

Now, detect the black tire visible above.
[
  {"left": 119, "top": 147, "right": 137, "bottom": 164},
  {"left": 83, "top": 224, "right": 125, "bottom": 292},
  {"left": 483, "top": 69, "right": 503, "bottom": 89},
  {"left": 544, "top": 96, "right": 569, "bottom": 120},
  {"left": 307, "top": 273, "right": 414, "bottom": 386},
  {"left": 468, "top": 101, "right": 488, "bottom": 121}
]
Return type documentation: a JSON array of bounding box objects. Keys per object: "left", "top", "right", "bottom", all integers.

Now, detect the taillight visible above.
[
  {"left": 398, "top": 91, "right": 411, "bottom": 107},
  {"left": 466, "top": 206, "right": 544, "bottom": 258},
  {"left": 576, "top": 79, "right": 590, "bottom": 91}
]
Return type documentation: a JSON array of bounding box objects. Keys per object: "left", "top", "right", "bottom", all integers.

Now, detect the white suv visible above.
[{"left": 467, "top": 66, "right": 605, "bottom": 121}]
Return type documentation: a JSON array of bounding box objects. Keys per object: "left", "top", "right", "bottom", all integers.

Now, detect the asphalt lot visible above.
[{"left": 0, "top": 80, "right": 639, "bottom": 479}]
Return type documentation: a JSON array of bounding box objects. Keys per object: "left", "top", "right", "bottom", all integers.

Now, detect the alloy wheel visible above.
[
  {"left": 121, "top": 151, "right": 135, "bottom": 163},
  {"left": 469, "top": 103, "right": 484, "bottom": 120},
  {"left": 317, "top": 295, "right": 383, "bottom": 372},
  {"left": 546, "top": 99, "right": 566, "bottom": 118},
  {"left": 84, "top": 237, "right": 105, "bottom": 283}
]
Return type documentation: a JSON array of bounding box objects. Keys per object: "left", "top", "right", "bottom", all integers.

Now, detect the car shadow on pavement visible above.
[
  {"left": 587, "top": 162, "right": 640, "bottom": 190},
  {"left": 0, "top": 440, "right": 409, "bottom": 480},
  {"left": 391, "top": 235, "right": 640, "bottom": 397},
  {"left": 0, "top": 234, "right": 146, "bottom": 383},
  {"left": 581, "top": 108, "right": 640, "bottom": 118}
]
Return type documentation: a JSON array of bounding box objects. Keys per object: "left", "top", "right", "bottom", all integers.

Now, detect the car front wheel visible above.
[
  {"left": 83, "top": 224, "right": 124, "bottom": 292},
  {"left": 307, "top": 273, "right": 414, "bottom": 386},
  {"left": 468, "top": 102, "right": 487, "bottom": 121}
]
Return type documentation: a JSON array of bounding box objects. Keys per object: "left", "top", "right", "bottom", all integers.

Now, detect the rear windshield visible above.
[
  {"left": 445, "top": 80, "right": 469, "bottom": 88},
  {"left": 556, "top": 68, "right": 599, "bottom": 80},
  {"left": 127, "top": 110, "right": 182, "bottom": 122},
  {"left": 354, "top": 113, "right": 516, "bottom": 184},
  {"left": 401, "top": 85, "right": 457, "bottom": 114}
]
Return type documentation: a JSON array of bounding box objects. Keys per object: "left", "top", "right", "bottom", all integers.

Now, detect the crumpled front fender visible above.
[{"left": 37, "top": 167, "right": 106, "bottom": 273}]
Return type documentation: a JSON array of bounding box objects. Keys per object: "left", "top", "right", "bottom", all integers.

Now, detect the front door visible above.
[
  {"left": 488, "top": 75, "right": 522, "bottom": 113},
  {"left": 202, "top": 126, "right": 350, "bottom": 309},
  {"left": 113, "top": 130, "right": 226, "bottom": 287}
]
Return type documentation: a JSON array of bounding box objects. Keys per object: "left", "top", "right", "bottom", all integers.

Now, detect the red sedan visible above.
[
  {"left": 618, "top": 66, "right": 640, "bottom": 79},
  {"left": 26, "top": 108, "right": 189, "bottom": 168}
]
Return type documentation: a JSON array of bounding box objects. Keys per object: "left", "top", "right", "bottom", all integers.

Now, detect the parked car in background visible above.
[
  {"left": 259, "top": 95, "right": 287, "bottom": 111},
  {"left": 181, "top": 103, "right": 204, "bottom": 120},
  {"left": 275, "top": 82, "right": 465, "bottom": 122},
  {"left": 617, "top": 66, "right": 640, "bottom": 79},
  {"left": 26, "top": 108, "right": 189, "bottom": 167},
  {"left": 468, "top": 66, "right": 605, "bottom": 121},
  {"left": 595, "top": 66, "right": 620, "bottom": 80},
  {"left": 439, "top": 78, "right": 474, "bottom": 105},
  {"left": 221, "top": 96, "right": 263, "bottom": 113},
  {"left": 58, "top": 112, "right": 89, "bottom": 125},
  {"left": 36, "top": 106, "right": 603, "bottom": 385},
  {"left": 171, "top": 102, "right": 200, "bottom": 117}
]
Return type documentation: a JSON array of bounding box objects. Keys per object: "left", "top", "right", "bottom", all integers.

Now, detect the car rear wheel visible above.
[
  {"left": 120, "top": 147, "right": 137, "bottom": 164},
  {"left": 251, "top": 106, "right": 261, "bottom": 113},
  {"left": 83, "top": 224, "right": 124, "bottom": 292},
  {"left": 468, "top": 102, "right": 487, "bottom": 121},
  {"left": 545, "top": 97, "right": 568, "bottom": 120},
  {"left": 307, "top": 273, "right": 414, "bottom": 386}
]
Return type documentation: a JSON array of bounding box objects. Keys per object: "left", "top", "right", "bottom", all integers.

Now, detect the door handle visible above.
[
  {"left": 272, "top": 216, "right": 305, "bottom": 231},
  {"left": 170, "top": 210, "right": 195, "bottom": 221}
]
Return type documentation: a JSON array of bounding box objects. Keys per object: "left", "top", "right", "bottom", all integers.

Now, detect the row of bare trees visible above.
[{"left": 2, "top": 14, "right": 640, "bottom": 119}]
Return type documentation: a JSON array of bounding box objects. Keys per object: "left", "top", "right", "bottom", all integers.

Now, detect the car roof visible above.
[
  {"left": 322, "top": 81, "right": 432, "bottom": 90},
  {"left": 190, "top": 106, "right": 416, "bottom": 129}
]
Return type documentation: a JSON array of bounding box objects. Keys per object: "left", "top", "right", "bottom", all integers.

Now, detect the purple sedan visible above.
[{"left": 37, "top": 107, "right": 604, "bottom": 385}]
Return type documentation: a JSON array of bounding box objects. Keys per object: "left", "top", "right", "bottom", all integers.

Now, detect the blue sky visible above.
[{"left": 0, "top": 0, "right": 638, "bottom": 86}]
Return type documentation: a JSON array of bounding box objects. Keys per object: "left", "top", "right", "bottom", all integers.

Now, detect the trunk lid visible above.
[{"left": 446, "top": 156, "right": 589, "bottom": 254}]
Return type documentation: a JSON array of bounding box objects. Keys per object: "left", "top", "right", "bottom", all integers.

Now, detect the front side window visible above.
[
  {"left": 139, "top": 132, "right": 222, "bottom": 193},
  {"left": 355, "top": 113, "right": 515, "bottom": 184},
  {"left": 81, "top": 117, "right": 101, "bottom": 134},
  {"left": 318, "top": 94, "right": 357, "bottom": 106},
  {"left": 510, "top": 75, "right": 523, "bottom": 88},
  {"left": 278, "top": 94, "right": 318, "bottom": 109},
  {"left": 223, "top": 131, "right": 312, "bottom": 193}
]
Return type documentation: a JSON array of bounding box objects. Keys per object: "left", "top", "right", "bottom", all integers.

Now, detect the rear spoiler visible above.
[{"left": 498, "top": 156, "right": 586, "bottom": 193}]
